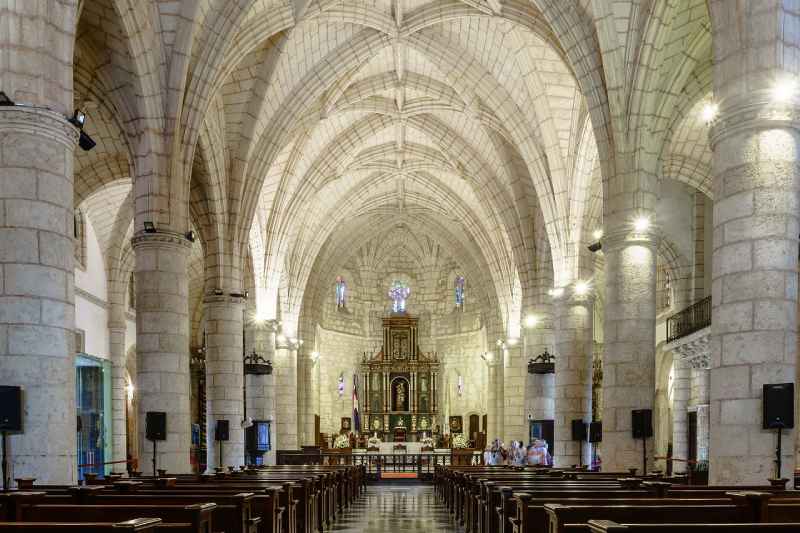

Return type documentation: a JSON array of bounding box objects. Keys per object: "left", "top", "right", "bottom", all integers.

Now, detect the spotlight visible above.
[
  {"left": 588, "top": 241, "right": 602, "bottom": 253},
  {"left": 311, "top": 351, "right": 320, "bottom": 361},
  {"left": 68, "top": 109, "right": 95, "bottom": 152},
  {"left": 69, "top": 109, "right": 86, "bottom": 128},
  {"left": 507, "top": 338, "right": 519, "bottom": 346},
  {"left": 524, "top": 315, "right": 539, "bottom": 328},
  {"left": 276, "top": 333, "right": 287, "bottom": 344},
  {"left": 592, "top": 229, "right": 603, "bottom": 240},
  {"left": 574, "top": 280, "right": 590, "bottom": 296},
  {"left": 0, "top": 92, "right": 15, "bottom": 106},
  {"left": 143, "top": 221, "right": 156, "bottom": 233},
  {"left": 701, "top": 102, "right": 718, "bottom": 123},
  {"left": 77, "top": 130, "right": 96, "bottom": 151},
  {"left": 185, "top": 230, "right": 196, "bottom": 242},
  {"left": 772, "top": 77, "right": 797, "bottom": 102},
  {"left": 633, "top": 216, "right": 650, "bottom": 232},
  {"left": 213, "top": 288, "right": 224, "bottom": 296},
  {"left": 496, "top": 339, "right": 504, "bottom": 347}
]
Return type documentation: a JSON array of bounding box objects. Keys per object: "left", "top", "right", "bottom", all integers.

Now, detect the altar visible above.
[{"left": 360, "top": 314, "right": 440, "bottom": 442}]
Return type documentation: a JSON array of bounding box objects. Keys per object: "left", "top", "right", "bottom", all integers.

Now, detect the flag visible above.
[{"left": 352, "top": 374, "right": 361, "bottom": 433}]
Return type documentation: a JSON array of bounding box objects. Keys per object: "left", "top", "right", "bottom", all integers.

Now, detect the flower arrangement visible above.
[
  {"left": 333, "top": 434, "right": 350, "bottom": 449},
  {"left": 451, "top": 433, "right": 469, "bottom": 449},
  {"left": 421, "top": 436, "right": 435, "bottom": 449},
  {"left": 367, "top": 434, "right": 382, "bottom": 447}
]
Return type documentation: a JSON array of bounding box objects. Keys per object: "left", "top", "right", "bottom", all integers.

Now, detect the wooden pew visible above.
[
  {"left": 16, "top": 503, "right": 217, "bottom": 533},
  {"left": 588, "top": 520, "right": 800, "bottom": 532},
  {"left": 0, "top": 518, "right": 163, "bottom": 532}
]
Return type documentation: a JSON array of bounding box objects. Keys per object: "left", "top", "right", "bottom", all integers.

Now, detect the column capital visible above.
[
  {"left": 0, "top": 106, "right": 78, "bottom": 148},
  {"left": 202, "top": 293, "right": 246, "bottom": 307},
  {"left": 131, "top": 230, "right": 193, "bottom": 252},
  {"left": 709, "top": 93, "right": 800, "bottom": 149},
  {"left": 602, "top": 226, "right": 660, "bottom": 253}
]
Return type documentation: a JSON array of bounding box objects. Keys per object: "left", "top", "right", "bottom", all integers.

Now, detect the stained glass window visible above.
[
  {"left": 455, "top": 275, "right": 465, "bottom": 307},
  {"left": 388, "top": 280, "right": 411, "bottom": 313},
  {"left": 335, "top": 276, "right": 346, "bottom": 308}
]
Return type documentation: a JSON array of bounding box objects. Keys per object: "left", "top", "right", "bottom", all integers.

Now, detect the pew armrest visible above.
[
  {"left": 587, "top": 520, "right": 629, "bottom": 532},
  {"left": 113, "top": 517, "right": 164, "bottom": 531}
]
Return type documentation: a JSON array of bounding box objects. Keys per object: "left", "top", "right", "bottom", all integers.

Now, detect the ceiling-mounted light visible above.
[
  {"left": 701, "top": 102, "right": 718, "bottom": 123},
  {"left": 524, "top": 314, "right": 538, "bottom": 328},
  {"left": 507, "top": 338, "right": 519, "bottom": 346},
  {"left": 574, "top": 280, "right": 590, "bottom": 296},
  {"left": 634, "top": 216, "right": 650, "bottom": 232},
  {"left": 185, "top": 230, "right": 196, "bottom": 242},
  {"left": 143, "top": 221, "right": 156, "bottom": 233},
  {"left": 772, "top": 77, "right": 797, "bottom": 102},
  {"left": 592, "top": 228, "right": 603, "bottom": 240}
]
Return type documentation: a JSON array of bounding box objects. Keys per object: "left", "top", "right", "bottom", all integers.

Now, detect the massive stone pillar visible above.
[
  {"left": 133, "top": 234, "right": 192, "bottom": 474},
  {"left": 524, "top": 307, "right": 555, "bottom": 425},
  {"left": 274, "top": 337, "right": 298, "bottom": 449},
  {"left": 204, "top": 295, "right": 245, "bottom": 469},
  {"left": 486, "top": 360, "right": 501, "bottom": 441},
  {"left": 503, "top": 344, "right": 526, "bottom": 444},
  {"left": 689, "top": 366, "right": 710, "bottom": 462},
  {"left": 0, "top": 107, "right": 78, "bottom": 484},
  {"left": 553, "top": 288, "right": 593, "bottom": 467},
  {"left": 708, "top": 0, "right": 800, "bottom": 484},
  {"left": 602, "top": 230, "right": 657, "bottom": 472},
  {"left": 109, "top": 323, "right": 128, "bottom": 468},
  {"left": 671, "top": 359, "right": 690, "bottom": 474}
]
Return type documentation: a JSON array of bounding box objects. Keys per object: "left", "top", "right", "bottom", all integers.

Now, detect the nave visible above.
[{"left": 330, "top": 485, "right": 457, "bottom": 533}]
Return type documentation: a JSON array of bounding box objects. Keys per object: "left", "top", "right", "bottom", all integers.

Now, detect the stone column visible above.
[
  {"left": 707, "top": 0, "right": 800, "bottom": 483},
  {"left": 602, "top": 230, "right": 657, "bottom": 472},
  {"left": 0, "top": 107, "right": 78, "bottom": 485},
  {"left": 524, "top": 308, "right": 555, "bottom": 424},
  {"left": 690, "top": 367, "right": 710, "bottom": 462},
  {"left": 109, "top": 323, "right": 128, "bottom": 468},
  {"left": 553, "top": 288, "right": 593, "bottom": 467},
  {"left": 132, "top": 234, "right": 192, "bottom": 474},
  {"left": 486, "top": 360, "right": 500, "bottom": 441},
  {"left": 301, "top": 352, "right": 320, "bottom": 446},
  {"left": 671, "top": 359, "right": 690, "bottom": 474},
  {"left": 503, "top": 344, "right": 526, "bottom": 444},
  {"left": 204, "top": 295, "right": 245, "bottom": 469},
  {"left": 274, "top": 338, "right": 298, "bottom": 449}
]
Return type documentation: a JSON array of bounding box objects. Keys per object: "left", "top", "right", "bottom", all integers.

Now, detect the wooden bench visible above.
[
  {"left": 587, "top": 520, "right": 800, "bottom": 532},
  {"left": 0, "top": 517, "right": 164, "bottom": 532}
]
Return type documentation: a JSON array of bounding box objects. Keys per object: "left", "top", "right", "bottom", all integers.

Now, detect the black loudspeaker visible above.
[
  {"left": 631, "top": 409, "right": 653, "bottom": 439},
  {"left": 145, "top": 412, "right": 167, "bottom": 441},
  {"left": 571, "top": 419, "right": 587, "bottom": 441},
  {"left": 763, "top": 383, "right": 795, "bottom": 429},
  {"left": 0, "top": 386, "right": 22, "bottom": 432},
  {"left": 589, "top": 421, "right": 602, "bottom": 443},
  {"left": 215, "top": 420, "right": 230, "bottom": 441}
]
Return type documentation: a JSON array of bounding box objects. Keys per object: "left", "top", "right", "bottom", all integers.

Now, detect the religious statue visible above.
[
  {"left": 397, "top": 418, "right": 405, "bottom": 428},
  {"left": 396, "top": 381, "right": 406, "bottom": 406}
]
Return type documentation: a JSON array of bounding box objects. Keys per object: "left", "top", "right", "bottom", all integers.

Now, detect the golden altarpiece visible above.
[{"left": 361, "top": 315, "right": 440, "bottom": 442}]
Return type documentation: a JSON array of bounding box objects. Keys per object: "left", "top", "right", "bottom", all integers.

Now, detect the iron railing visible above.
[{"left": 666, "top": 296, "right": 711, "bottom": 343}]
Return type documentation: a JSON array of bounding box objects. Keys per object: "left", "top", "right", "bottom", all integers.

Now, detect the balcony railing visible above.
[{"left": 666, "top": 296, "right": 711, "bottom": 343}]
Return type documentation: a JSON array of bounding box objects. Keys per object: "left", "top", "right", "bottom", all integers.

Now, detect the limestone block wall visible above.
[
  {"left": 434, "top": 329, "right": 487, "bottom": 431},
  {"left": 317, "top": 327, "right": 371, "bottom": 436}
]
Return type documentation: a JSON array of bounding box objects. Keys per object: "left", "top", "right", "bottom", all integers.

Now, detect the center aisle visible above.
[{"left": 329, "top": 484, "right": 460, "bottom": 532}]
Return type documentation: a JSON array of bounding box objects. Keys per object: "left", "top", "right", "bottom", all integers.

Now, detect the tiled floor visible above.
[{"left": 329, "top": 484, "right": 460, "bottom": 532}]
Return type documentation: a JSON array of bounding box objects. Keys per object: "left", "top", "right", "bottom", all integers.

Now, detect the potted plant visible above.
[
  {"left": 450, "top": 433, "right": 474, "bottom": 465},
  {"left": 333, "top": 434, "right": 351, "bottom": 450}
]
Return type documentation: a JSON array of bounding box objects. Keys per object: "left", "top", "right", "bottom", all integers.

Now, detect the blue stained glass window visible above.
[
  {"left": 388, "top": 280, "right": 411, "bottom": 313},
  {"left": 335, "top": 276, "right": 347, "bottom": 308},
  {"left": 455, "top": 276, "right": 465, "bottom": 307}
]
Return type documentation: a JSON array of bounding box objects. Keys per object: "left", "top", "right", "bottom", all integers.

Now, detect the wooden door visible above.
[
  {"left": 687, "top": 411, "right": 697, "bottom": 463},
  {"left": 468, "top": 414, "right": 479, "bottom": 441}
]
